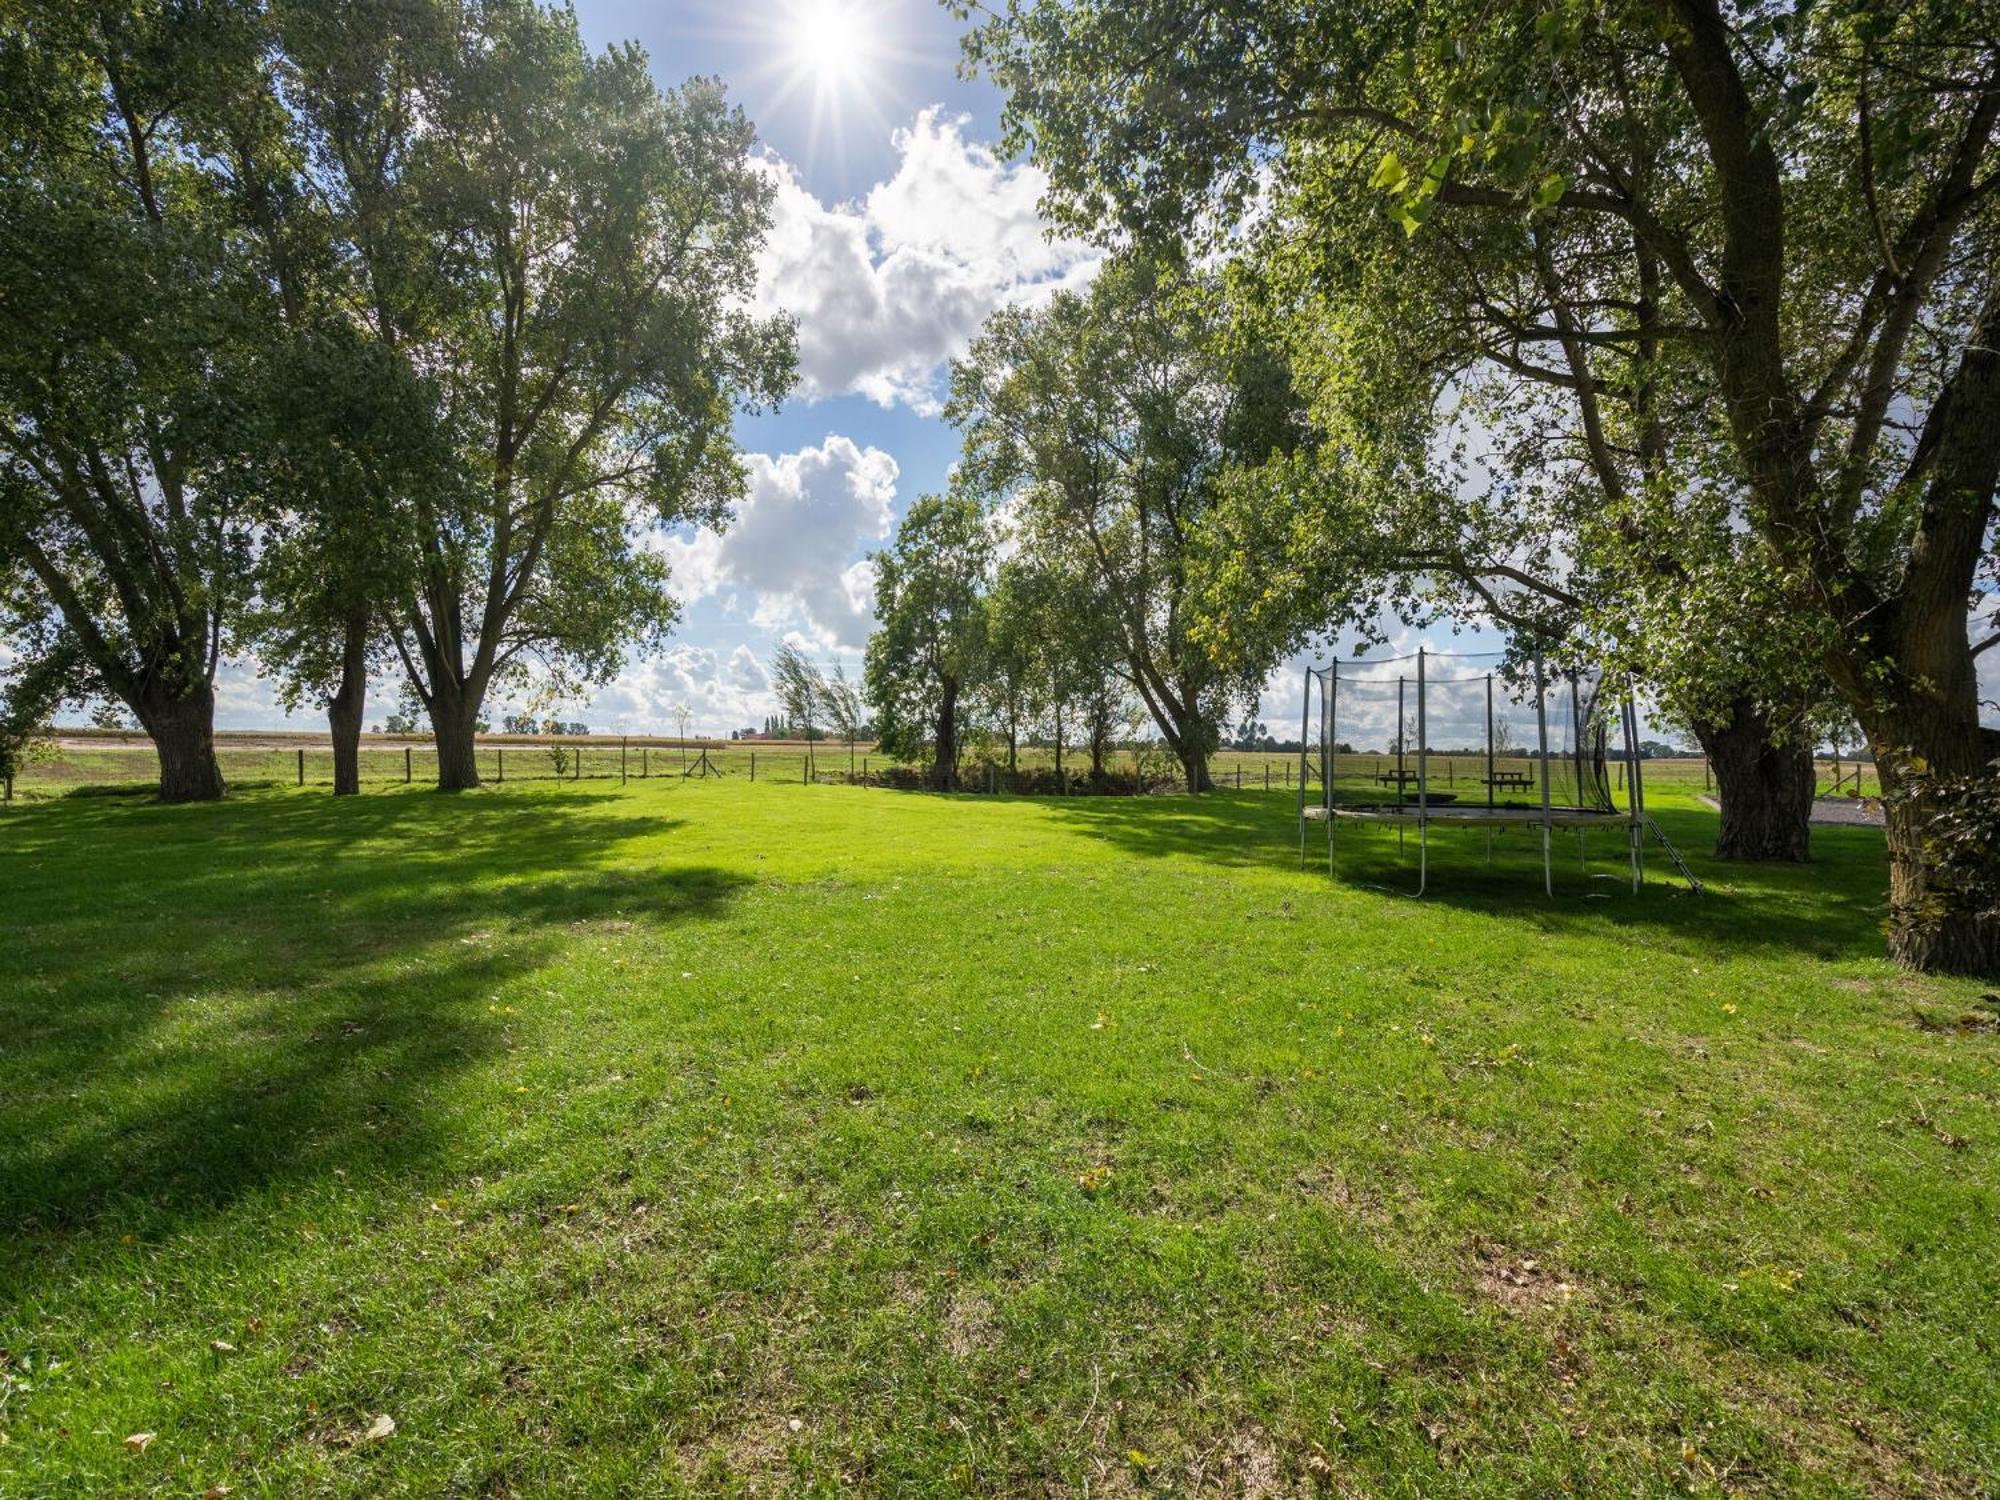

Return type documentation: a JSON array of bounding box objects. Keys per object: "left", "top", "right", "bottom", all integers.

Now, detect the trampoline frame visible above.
[{"left": 1295, "top": 648, "right": 1648, "bottom": 897}]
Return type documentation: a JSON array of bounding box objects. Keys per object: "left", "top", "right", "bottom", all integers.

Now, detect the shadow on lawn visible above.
[
  {"left": 1041, "top": 790, "right": 1892, "bottom": 963},
  {"left": 0, "top": 786, "right": 748, "bottom": 1262}
]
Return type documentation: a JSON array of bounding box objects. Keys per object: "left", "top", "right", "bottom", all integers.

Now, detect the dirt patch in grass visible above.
[
  {"left": 1466, "top": 1240, "right": 1585, "bottom": 1312},
  {"left": 944, "top": 1288, "right": 995, "bottom": 1358},
  {"left": 1198, "top": 1424, "right": 1288, "bottom": 1496},
  {"left": 675, "top": 1395, "right": 804, "bottom": 1493}
]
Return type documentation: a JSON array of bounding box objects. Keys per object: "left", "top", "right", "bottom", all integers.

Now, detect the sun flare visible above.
[{"left": 790, "top": 0, "right": 866, "bottom": 86}]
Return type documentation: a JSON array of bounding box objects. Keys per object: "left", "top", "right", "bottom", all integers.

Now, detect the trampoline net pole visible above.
[
  {"left": 1297, "top": 665, "right": 1310, "bottom": 864},
  {"left": 1325, "top": 666, "right": 1337, "bottom": 873},
  {"left": 1536, "top": 651, "right": 1553, "bottom": 897},
  {"left": 1416, "top": 649, "right": 1428, "bottom": 896},
  {"left": 1485, "top": 674, "right": 1494, "bottom": 811}
]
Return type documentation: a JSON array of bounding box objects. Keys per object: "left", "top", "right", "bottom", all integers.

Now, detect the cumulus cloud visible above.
[
  {"left": 564, "top": 643, "right": 777, "bottom": 735},
  {"left": 664, "top": 433, "right": 898, "bottom": 652},
  {"left": 754, "top": 107, "right": 1103, "bottom": 413}
]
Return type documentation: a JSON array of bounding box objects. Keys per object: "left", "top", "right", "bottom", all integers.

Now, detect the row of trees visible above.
[
  {"left": 0, "top": 0, "right": 793, "bottom": 798},
  {"left": 862, "top": 485, "right": 1192, "bottom": 793},
  {"left": 934, "top": 0, "right": 1999, "bottom": 974},
  {"left": 864, "top": 261, "right": 1313, "bottom": 792}
]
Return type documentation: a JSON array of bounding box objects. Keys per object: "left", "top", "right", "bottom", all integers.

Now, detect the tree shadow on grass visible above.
[
  {"left": 1038, "top": 790, "right": 1893, "bottom": 964},
  {"left": 0, "top": 786, "right": 749, "bottom": 1279}
]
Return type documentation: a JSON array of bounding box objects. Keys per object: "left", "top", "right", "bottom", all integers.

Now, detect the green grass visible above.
[{"left": 1, "top": 770, "right": 1991, "bottom": 1496}]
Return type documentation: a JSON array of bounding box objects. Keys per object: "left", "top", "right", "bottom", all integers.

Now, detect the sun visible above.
[
  {"left": 789, "top": 0, "right": 868, "bottom": 87},
  {"left": 731, "top": 0, "right": 926, "bottom": 177}
]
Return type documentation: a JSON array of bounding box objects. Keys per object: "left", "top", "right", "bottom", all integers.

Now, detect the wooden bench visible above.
[{"left": 1483, "top": 771, "right": 1535, "bottom": 790}]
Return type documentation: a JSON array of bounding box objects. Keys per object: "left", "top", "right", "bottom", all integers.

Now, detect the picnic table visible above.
[
  {"left": 1373, "top": 769, "right": 1420, "bottom": 786},
  {"left": 1483, "top": 770, "right": 1535, "bottom": 789}
]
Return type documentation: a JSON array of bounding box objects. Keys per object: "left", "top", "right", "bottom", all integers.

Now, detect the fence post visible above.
[
  {"left": 405, "top": 746, "right": 411, "bottom": 784},
  {"left": 4, "top": 771, "right": 12, "bottom": 802},
  {"left": 750, "top": 751, "right": 756, "bottom": 782},
  {"left": 298, "top": 747, "right": 304, "bottom": 787},
  {"left": 575, "top": 744, "right": 582, "bottom": 781},
  {"left": 642, "top": 746, "right": 648, "bottom": 778},
  {"left": 863, "top": 755, "right": 869, "bottom": 784},
  {"left": 498, "top": 747, "right": 504, "bottom": 784},
  {"left": 621, "top": 736, "right": 628, "bottom": 785}
]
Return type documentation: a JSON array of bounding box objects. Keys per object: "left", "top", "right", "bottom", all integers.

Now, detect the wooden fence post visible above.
[
  {"left": 498, "top": 747, "right": 504, "bottom": 783},
  {"left": 750, "top": 751, "right": 756, "bottom": 782},
  {"left": 621, "top": 736, "right": 628, "bottom": 785},
  {"left": 298, "top": 747, "right": 304, "bottom": 786},
  {"left": 405, "top": 746, "right": 411, "bottom": 784}
]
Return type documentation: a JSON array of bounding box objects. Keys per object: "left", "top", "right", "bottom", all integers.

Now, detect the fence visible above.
[{"left": 4, "top": 737, "right": 1785, "bottom": 806}]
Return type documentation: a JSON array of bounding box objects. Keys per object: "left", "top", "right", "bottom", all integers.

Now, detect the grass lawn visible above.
[{"left": 2, "top": 771, "right": 1994, "bottom": 1496}]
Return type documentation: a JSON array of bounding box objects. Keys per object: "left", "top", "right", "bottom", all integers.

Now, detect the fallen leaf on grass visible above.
[
  {"left": 1075, "top": 1165, "right": 1112, "bottom": 1194},
  {"left": 124, "top": 1432, "right": 155, "bottom": 1453},
  {"left": 358, "top": 1413, "right": 395, "bottom": 1444}
]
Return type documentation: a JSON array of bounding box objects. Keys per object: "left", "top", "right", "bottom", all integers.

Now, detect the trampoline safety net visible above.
[
  {"left": 1295, "top": 648, "right": 1649, "bottom": 897},
  {"left": 1305, "top": 652, "right": 1617, "bottom": 813}
]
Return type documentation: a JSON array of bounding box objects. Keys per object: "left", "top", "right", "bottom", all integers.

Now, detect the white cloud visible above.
[
  {"left": 664, "top": 433, "right": 898, "bottom": 652},
  {"left": 567, "top": 643, "right": 778, "bottom": 736},
  {"left": 754, "top": 107, "right": 1103, "bottom": 413}
]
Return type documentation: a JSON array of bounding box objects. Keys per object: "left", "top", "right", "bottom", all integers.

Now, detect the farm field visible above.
[
  {"left": 4, "top": 731, "right": 1884, "bottom": 802},
  {"left": 1, "top": 771, "right": 1989, "bottom": 1496}
]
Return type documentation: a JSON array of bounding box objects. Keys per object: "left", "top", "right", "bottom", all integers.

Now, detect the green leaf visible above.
[
  {"left": 1370, "top": 151, "right": 1409, "bottom": 193},
  {"left": 1530, "top": 172, "right": 1566, "bottom": 209}
]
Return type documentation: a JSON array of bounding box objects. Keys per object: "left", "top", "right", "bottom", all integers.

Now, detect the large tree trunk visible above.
[
  {"left": 1690, "top": 697, "right": 1813, "bottom": 861},
  {"left": 932, "top": 676, "right": 959, "bottom": 791},
  {"left": 427, "top": 682, "right": 483, "bottom": 792},
  {"left": 327, "top": 608, "right": 369, "bottom": 796},
  {"left": 1855, "top": 691, "right": 2000, "bottom": 978},
  {"left": 1878, "top": 769, "right": 2000, "bottom": 977},
  {"left": 1168, "top": 699, "right": 1216, "bottom": 793},
  {"left": 137, "top": 683, "right": 225, "bottom": 803}
]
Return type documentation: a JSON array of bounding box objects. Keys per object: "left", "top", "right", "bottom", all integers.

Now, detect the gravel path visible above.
[{"left": 1698, "top": 794, "right": 1884, "bottom": 827}]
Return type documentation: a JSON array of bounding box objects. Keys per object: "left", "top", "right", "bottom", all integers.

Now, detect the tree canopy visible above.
[{"left": 964, "top": 0, "right": 2000, "bottom": 972}]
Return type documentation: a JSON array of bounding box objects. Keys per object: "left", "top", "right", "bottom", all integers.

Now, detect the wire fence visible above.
[{"left": 2, "top": 735, "right": 1875, "bottom": 804}]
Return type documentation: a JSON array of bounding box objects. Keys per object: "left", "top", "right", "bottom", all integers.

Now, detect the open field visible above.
[
  {"left": 2, "top": 770, "right": 1988, "bottom": 1496},
  {"left": 5, "top": 731, "right": 1883, "bottom": 803}
]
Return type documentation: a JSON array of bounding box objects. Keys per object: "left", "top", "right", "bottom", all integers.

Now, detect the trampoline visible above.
[{"left": 1296, "top": 648, "right": 1650, "bottom": 896}]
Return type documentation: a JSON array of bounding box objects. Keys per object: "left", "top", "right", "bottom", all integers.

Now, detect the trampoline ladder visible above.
[{"left": 1645, "top": 815, "right": 1704, "bottom": 895}]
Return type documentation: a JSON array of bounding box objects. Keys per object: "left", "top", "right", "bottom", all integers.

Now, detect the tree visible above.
[
  {"left": 769, "top": 642, "right": 825, "bottom": 780},
  {"left": 0, "top": 0, "right": 280, "bottom": 801},
  {"left": 238, "top": 328, "right": 443, "bottom": 794},
  {"left": 293, "top": 0, "right": 794, "bottom": 791},
  {"left": 949, "top": 259, "right": 1304, "bottom": 793},
  {"left": 824, "top": 662, "right": 865, "bottom": 777},
  {"left": 981, "top": 560, "right": 1046, "bottom": 776},
  {"left": 864, "top": 495, "right": 993, "bottom": 790},
  {"left": 964, "top": 0, "right": 2000, "bottom": 972}
]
